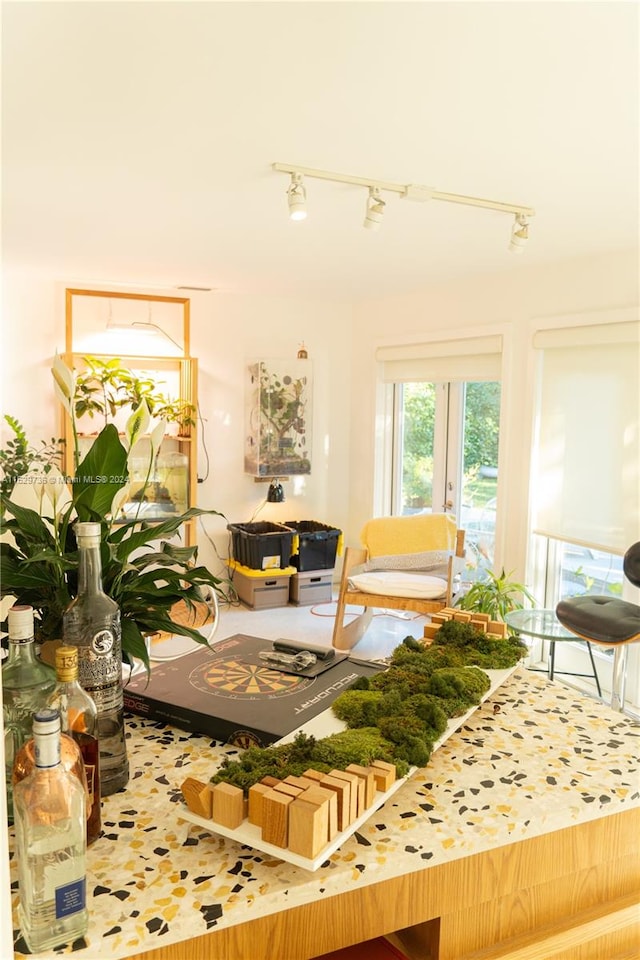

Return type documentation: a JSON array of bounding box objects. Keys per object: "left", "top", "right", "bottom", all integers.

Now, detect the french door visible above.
[{"left": 390, "top": 380, "right": 501, "bottom": 576}]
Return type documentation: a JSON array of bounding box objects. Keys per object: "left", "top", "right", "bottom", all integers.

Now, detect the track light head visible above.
[
  {"left": 363, "top": 187, "right": 386, "bottom": 231},
  {"left": 509, "top": 213, "right": 530, "bottom": 253},
  {"left": 287, "top": 173, "right": 307, "bottom": 221}
]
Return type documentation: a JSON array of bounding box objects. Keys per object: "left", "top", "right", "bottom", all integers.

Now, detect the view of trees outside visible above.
[
  {"left": 400, "top": 381, "right": 500, "bottom": 569},
  {"left": 401, "top": 383, "right": 436, "bottom": 510}
]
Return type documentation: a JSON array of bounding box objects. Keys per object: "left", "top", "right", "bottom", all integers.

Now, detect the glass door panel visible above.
[{"left": 392, "top": 380, "right": 501, "bottom": 575}]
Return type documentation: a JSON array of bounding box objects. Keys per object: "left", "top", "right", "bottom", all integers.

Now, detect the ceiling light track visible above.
[{"left": 273, "top": 162, "right": 535, "bottom": 249}]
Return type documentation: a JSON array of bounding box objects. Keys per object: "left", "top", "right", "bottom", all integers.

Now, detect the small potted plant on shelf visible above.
[
  {"left": 455, "top": 567, "right": 536, "bottom": 623},
  {"left": 0, "top": 354, "right": 225, "bottom": 669},
  {"left": 74, "top": 355, "right": 196, "bottom": 436}
]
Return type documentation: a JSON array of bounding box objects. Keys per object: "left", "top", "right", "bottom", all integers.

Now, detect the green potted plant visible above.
[
  {"left": 0, "top": 415, "right": 64, "bottom": 497},
  {"left": 0, "top": 355, "right": 225, "bottom": 668},
  {"left": 74, "top": 355, "right": 195, "bottom": 435},
  {"left": 455, "top": 567, "right": 536, "bottom": 622}
]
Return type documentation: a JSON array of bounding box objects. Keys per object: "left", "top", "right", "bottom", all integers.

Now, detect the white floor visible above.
[{"left": 147, "top": 594, "right": 428, "bottom": 664}]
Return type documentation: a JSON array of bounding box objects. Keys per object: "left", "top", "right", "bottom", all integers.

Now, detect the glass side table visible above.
[{"left": 504, "top": 608, "right": 602, "bottom": 696}]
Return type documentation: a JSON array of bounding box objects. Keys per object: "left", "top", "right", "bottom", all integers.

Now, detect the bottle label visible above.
[
  {"left": 77, "top": 646, "right": 121, "bottom": 691},
  {"left": 84, "top": 763, "right": 97, "bottom": 805},
  {"left": 89, "top": 684, "right": 124, "bottom": 713},
  {"left": 91, "top": 630, "right": 114, "bottom": 656},
  {"left": 55, "top": 877, "right": 86, "bottom": 918},
  {"left": 34, "top": 731, "right": 61, "bottom": 769}
]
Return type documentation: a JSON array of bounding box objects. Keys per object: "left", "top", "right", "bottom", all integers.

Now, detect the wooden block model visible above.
[
  {"left": 319, "top": 773, "right": 352, "bottom": 830},
  {"left": 261, "top": 788, "right": 294, "bottom": 848},
  {"left": 302, "top": 768, "right": 325, "bottom": 783},
  {"left": 346, "top": 764, "right": 376, "bottom": 808},
  {"left": 309, "top": 785, "right": 339, "bottom": 840},
  {"left": 470, "top": 618, "right": 488, "bottom": 633},
  {"left": 471, "top": 612, "right": 491, "bottom": 623},
  {"left": 423, "top": 623, "right": 441, "bottom": 639},
  {"left": 261, "top": 775, "right": 281, "bottom": 787},
  {"left": 248, "top": 782, "right": 271, "bottom": 826},
  {"left": 284, "top": 775, "right": 320, "bottom": 791},
  {"left": 488, "top": 620, "right": 508, "bottom": 638},
  {"left": 370, "top": 760, "right": 396, "bottom": 792},
  {"left": 211, "top": 782, "right": 245, "bottom": 829},
  {"left": 273, "top": 782, "right": 304, "bottom": 800},
  {"left": 287, "top": 790, "right": 331, "bottom": 859},
  {"left": 452, "top": 610, "right": 472, "bottom": 622},
  {"left": 181, "top": 777, "right": 213, "bottom": 819},
  {"left": 430, "top": 612, "right": 450, "bottom": 625},
  {"left": 331, "top": 769, "right": 361, "bottom": 820}
]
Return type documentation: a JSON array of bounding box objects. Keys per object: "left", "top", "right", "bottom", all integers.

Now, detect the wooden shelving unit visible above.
[{"left": 63, "top": 290, "right": 198, "bottom": 546}]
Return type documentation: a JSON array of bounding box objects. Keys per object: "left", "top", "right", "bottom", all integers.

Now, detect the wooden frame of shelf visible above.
[{"left": 63, "top": 290, "right": 197, "bottom": 546}]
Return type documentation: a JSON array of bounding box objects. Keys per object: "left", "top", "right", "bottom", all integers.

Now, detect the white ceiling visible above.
[{"left": 2, "top": 1, "right": 638, "bottom": 301}]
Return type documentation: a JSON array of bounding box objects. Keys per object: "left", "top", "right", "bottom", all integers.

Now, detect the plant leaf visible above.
[
  {"left": 51, "top": 352, "right": 76, "bottom": 416},
  {"left": 72, "top": 424, "right": 128, "bottom": 520},
  {"left": 109, "top": 507, "right": 226, "bottom": 559}
]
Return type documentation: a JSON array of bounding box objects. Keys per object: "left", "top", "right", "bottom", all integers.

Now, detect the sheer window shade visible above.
[
  {"left": 532, "top": 321, "right": 640, "bottom": 554},
  {"left": 376, "top": 335, "right": 502, "bottom": 383}
]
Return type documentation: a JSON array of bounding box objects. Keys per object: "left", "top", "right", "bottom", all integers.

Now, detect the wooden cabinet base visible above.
[{"left": 121, "top": 807, "right": 639, "bottom": 960}]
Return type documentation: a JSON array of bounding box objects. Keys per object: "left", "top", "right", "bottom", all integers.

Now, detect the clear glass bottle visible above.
[
  {"left": 62, "top": 521, "right": 129, "bottom": 796},
  {"left": 14, "top": 708, "right": 88, "bottom": 953},
  {"left": 12, "top": 730, "right": 89, "bottom": 832},
  {"left": 46, "top": 645, "right": 102, "bottom": 843},
  {"left": 2, "top": 604, "right": 56, "bottom": 822}
]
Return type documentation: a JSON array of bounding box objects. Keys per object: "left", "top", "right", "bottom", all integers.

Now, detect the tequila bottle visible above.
[
  {"left": 13, "top": 708, "right": 88, "bottom": 952},
  {"left": 2, "top": 605, "right": 56, "bottom": 822},
  {"left": 46, "top": 645, "right": 102, "bottom": 843},
  {"left": 63, "top": 521, "right": 129, "bottom": 796}
]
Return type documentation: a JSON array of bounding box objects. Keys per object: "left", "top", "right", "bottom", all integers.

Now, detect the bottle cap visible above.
[
  {"left": 55, "top": 645, "right": 79, "bottom": 681},
  {"left": 33, "top": 708, "right": 61, "bottom": 736},
  {"left": 75, "top": 521, "right": 101, "bottom": 539},
  {"left": 7, "top": 604, "right": 34, "bottom": 640}
]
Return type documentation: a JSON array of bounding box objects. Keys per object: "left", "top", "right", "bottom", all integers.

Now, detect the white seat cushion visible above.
[{"left": 348, "top": 570, "right": 448, "bottom": 599}]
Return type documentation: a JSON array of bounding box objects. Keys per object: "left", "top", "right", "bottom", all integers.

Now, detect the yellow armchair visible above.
[{"left": 332, "top": 513, "right": 465, "bottom": 651}]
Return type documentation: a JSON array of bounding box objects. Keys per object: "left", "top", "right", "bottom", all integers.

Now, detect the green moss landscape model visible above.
[{"left": 210, "top": 621, "right": 527, "bottom": 791}]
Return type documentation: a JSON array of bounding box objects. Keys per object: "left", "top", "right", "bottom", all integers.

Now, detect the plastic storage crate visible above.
[
  {"left": 285, "top": 520, "right": 342, "bottom": 571},
  {"left": 227, "top": 521, "right": 296, "bottom": 571},
  {"left": 228, "top": 560, "right": 293, "bottom": 609},
  {"left": 290, "top": 569, "right": 334, "bottom": 605}
]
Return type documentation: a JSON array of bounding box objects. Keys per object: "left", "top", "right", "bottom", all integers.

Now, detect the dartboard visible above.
[{"left": 189, "top": 657, "right": 315, "bottom": 700}]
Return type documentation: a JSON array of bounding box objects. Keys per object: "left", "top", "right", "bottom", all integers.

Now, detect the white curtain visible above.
[
  {"left": 532, "top": 320, "right": 640, "bottom": 554},
  {"left": 376, "top": 335, "right": 502, "bottom": 383}
]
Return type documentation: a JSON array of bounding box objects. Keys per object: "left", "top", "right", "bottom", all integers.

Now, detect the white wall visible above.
[
  {"left": 348, "top": 249, "right": 639, "bottom": 580},
  {"left": 0, "top": 272, "right": 354, "bottom": 582},
  {"left": 2, "top": 251, "right": 638, "bottom": 579}
]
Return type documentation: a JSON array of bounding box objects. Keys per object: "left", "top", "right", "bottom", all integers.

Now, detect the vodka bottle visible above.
[
  {"left": 46, "top": 645, "right": 102, "bottom": 843},
  {"left": 2, "top": 605, "right": 56, "bottom": 822},
  {"left": 63, "top": 521, "right": 129, "bottom": 796},
  {"left": 13, "top": 708, "right": 88, "bottom": 952}
]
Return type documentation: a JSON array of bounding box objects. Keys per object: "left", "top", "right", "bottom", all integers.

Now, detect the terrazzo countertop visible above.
[{"left": 9, "top": 669, "right": 640, "bottom": 959}]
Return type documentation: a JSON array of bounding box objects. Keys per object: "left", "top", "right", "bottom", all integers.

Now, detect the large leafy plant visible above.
[{"left": 0, "top": 355, "right": 224, "bottom": 668}]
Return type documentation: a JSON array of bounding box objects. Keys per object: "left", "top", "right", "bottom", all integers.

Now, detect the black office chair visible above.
[{"left": 556, "top": 542, "right": 640, "bottom": 712}]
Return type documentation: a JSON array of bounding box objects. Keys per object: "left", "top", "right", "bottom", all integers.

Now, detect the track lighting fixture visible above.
[
  {"left": 363, "top": 187, "right": 386, "bottom": 231},
  {"left": 287, "top": 172, "right": 307, "bottom": 221},
  {"left": 509, "top": 213, "right": 530, "bottom": 253},
  {"left": 273, "top": 162, "right": 535, "bottom": 249}
]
